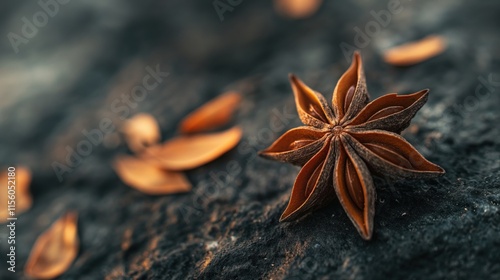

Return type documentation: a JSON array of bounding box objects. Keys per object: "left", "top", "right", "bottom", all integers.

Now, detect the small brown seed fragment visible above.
[
  {"left": 0, "top": 167, "right": 32, "bottom": 223},
  {"left": 121, "top": 113, "right": 161, "bottom": 153},
  {"left": 113, "top": 155, "right": 191, "bottom": 195},
  {"left": 179, "top": 91, "right": 241, "bottom": 134},
  {"left": 383, "top": 35, "right": 447, "bottom": 66},
  {"left": 274, "top": 0, "right": 323, "bottom": 19},
  {"left": 24, "top": 212, "right": 79, "bottom": 279},
  {"left": 143, "top": 126, "right": 243, "bottom": 170}
]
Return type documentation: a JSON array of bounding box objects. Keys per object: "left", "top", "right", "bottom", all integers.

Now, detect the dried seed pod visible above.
[{"left": 260, "top": 51, "right": 444, "bottom": 240}]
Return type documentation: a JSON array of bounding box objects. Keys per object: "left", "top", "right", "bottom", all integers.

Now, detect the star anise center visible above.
[{"left": 332, "top": 125, "right": 343, "bottom": 136}]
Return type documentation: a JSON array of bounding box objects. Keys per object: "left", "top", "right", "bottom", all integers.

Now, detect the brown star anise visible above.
[{"left": 259, "top": 52, "right": 445, "bottom": 240}]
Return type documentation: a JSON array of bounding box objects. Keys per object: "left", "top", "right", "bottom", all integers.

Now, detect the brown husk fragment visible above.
[
  {"left": 274, "top": 0, "right": 323, "bottom": 19},
  {"left": 24, "top": 212, "right": 79, "bottom": 279},
  {"left": 383, "top": 35, "right": 447, "bottom": 66},
  {"left": 143, "top": 126, "right": 242, "bottom": 170},
  {"left": 179, "top": 91, "right": 242, "bottom": 134},
  {"left": 0, "top": 166, "right": 32, "bottom": 223},
  {"left": 113, "top": 155, "right": 191, "bottom": 195},
  {"left": 121, "top": 113, "right": 161, "bottom": 153}
]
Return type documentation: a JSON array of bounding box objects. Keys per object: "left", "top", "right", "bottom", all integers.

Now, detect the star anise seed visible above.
[{"left": 259, "top": 51, "right": 445, "bottom": 240}]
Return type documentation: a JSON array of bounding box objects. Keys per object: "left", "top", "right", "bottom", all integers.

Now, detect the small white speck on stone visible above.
[{"left": 206, "top": 241, "right": 218, "bottom": 250}]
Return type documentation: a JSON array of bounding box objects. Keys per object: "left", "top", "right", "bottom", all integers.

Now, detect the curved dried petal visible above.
[
  {"left": 332, "top": 51, "right": 369, "bottom": 123},
  {"left": 280, "top": 136, "right": 334, "bottom": 222},
  {"left": 383, "top": 35, "right": 447, "bottom": 66},
  {"left": 335, "top": 137, "right": 375, "bottom": 240},
  {"left": 121, "top": 113, "right": 161, "bottom": 153},
  {"left": 0, "top": 167, "right": 32, "bottom": 223},
  {"left": 179, "top": 91, "right": 242, "bottom": 134},
  {"left": 144, "top": 126, "right": 242, "bottom": 170},
  {"left": 346, "top": 131, "right": 445, "bottom": 179},
  {"left": 259, "top": 126, "right": 328, "bottom": 165},
  {"left": 346, "top": 90, "right": 429, "bottom": 133},
  {"left": 113, "top": 155, "right": 191, "bottom": 195},
  {"left": 25, "top": 212, "right": 79, "bottom": 279},
  {"left": 289, "top": 74, "right": 334, "bottom": 128}
]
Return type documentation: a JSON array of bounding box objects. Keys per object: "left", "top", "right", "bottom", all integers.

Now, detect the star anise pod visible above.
[{"left": 259, "top": 52, "right": 445, "bottom": 240}]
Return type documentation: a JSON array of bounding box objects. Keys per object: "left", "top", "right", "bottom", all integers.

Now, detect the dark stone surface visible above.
[{"left": 0, "top": 0, "right": 499, "bottom": 279}]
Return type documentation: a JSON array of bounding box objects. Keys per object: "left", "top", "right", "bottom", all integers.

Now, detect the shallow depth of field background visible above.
[{"left": 0, "top": 1, "right": 499, "bottom": 279}]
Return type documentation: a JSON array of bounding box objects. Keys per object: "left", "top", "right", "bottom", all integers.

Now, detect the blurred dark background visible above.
[{"left": 0, "top": 0, "right": 499, "bottom": 279}]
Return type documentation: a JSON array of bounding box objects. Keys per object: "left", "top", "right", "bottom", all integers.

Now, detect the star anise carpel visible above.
[{"left": 259, "top": 51, "right": 445, "bottom": 240}]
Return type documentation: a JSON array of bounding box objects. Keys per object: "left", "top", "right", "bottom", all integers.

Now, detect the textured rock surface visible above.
[{"left": 0, "top": 0, "right": 499, "bottom": 279}]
